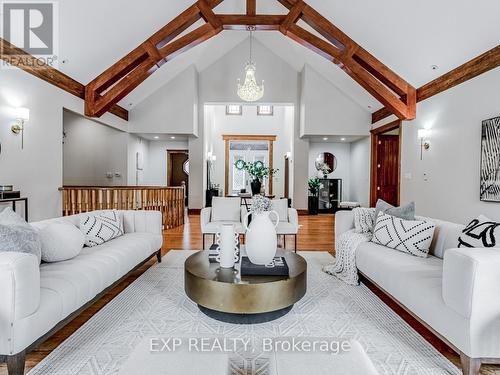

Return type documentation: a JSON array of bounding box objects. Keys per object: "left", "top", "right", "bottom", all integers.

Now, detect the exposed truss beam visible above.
[
  {"left": 372, "top": 45, "right": 500, "bottom": 123},
  {"left": 0, "top": 38, "right": 128, "bottom": 120},
  {"left": 85, "top": 0, "right": 416, "bottom": 121}
]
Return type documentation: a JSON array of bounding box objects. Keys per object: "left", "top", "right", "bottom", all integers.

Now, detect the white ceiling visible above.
[{"left": 56, "top": 0, "right": 500, "bottom": 111}]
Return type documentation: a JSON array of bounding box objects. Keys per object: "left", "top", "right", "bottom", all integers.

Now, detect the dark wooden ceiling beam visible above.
[
  {"left": 0, "top": 38, "right": 128, "bottom": 121},
  {"left": 372, "top": 45, "right": 500, "bottom": 123},
  {"left": 85, "top": 0, "right": 416, "bottom": 121},
  {"left": 219, "top": 15, "right": 285, "bottom": 30},
  {"left": 279, "top": 1, "right": 305, "bottom": 34},
  {"left": 196, "top": 0, "right": 223, "bottom": 30},
  {"left": 85, "top": 1, "right": 223, "bottom": 118},
  {"left": 247, "top": 0, "right": 256, "bottom": 16}
]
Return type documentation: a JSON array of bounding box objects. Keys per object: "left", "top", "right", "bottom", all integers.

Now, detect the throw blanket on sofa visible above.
[{"left": 323, "top": 229, "right": 372, "bottom": 285}]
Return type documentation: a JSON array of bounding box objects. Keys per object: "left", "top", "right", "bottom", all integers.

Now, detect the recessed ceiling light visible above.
[
  {"left": 431, "top": 65, "right": 439, "bottom": 71},
  {"left": 154, "top": 136, "right": 159, "bottom": 139},
  {"left": 323, "top": 137, "right": 328, "bottom": 141},
  {"left": 340, "top": 138, "right": 346, "bottom": 141},
  {"left": 170, "top": 136, "right": 176, "bottom": 139}
]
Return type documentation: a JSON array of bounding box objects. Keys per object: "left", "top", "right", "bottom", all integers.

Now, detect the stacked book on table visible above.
[{"left": 209, "top": 245, "right": 289, "bottom": 276}]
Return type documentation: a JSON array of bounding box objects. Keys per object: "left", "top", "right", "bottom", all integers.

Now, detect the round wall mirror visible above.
[{"left": 315, "top": 152, "right": 337, "bottom": 177}]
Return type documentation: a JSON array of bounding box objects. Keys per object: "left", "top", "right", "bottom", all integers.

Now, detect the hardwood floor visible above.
[{"left": 1, "top": 213, "right": 498, "bottom": 374}]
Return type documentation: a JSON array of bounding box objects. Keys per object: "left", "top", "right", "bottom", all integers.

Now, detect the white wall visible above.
[
  {"left": 0, "top": 69, "right": 127, "bottom": 221},
  {"left": 195, "top": 38, "right": 308, "bottom": 209},
  {"left": 127, "top": 134, "right": 150, "bottom": 185},
  {"left": 301, "top": 65, "right": 371, "bottom": 137},
  {"left": 378, "top": 67, "right": 500, "bottom": 223},
  {"left": 308, "top": 142, "right": 351, "bottom": 202},
  {"left": 129, "top": 66, "right": 198, "bottom": 135},
  {"left": 146, "top": 140, "right": 189, "bottom": 186},
  {"left": 207, "top": 105, "right": 293, "bottom": 198},
  {"left": 349, "top": 137, "right": 371, "bottom": 207},
  {"left": 63, "top": 110, "right": 128, "bottom": 186}
]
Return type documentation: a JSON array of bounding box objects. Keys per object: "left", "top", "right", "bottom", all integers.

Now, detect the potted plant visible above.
[
  {"left": 236, "top": 160, "right": 279, "bottom": 195},
  {"left": 308, "top": 177, "right": 321, "bottom": 215}
]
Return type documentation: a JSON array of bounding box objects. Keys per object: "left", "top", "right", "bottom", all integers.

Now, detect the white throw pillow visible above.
[
  {"left": 39, "top": 223, "right": 85, "bottom": 262},
  {"left": 372, "top": 212, "right": 436, "bottom": 258},
  {"left": 211, "top": 198, "right": 240, "bottom": 222},
  {"left": 458, "top": 215, "right": 500, "bottom": 248},
  {"left": 353, "top": 207, "right": 375, "bottom": 233},
  {"left": 80, "top": 210, "right": 124, "bottom": 247},
  {"left": 271, "top": 199, "right": 289, "bottom": 222}
]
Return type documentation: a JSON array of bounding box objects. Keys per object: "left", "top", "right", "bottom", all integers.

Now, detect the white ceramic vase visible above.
[
  {"left": 215, "top": 224, "right": 239, "bottom": 268},
  {"left": 243, "top": 210, "right": 279, "bottom": 265}
]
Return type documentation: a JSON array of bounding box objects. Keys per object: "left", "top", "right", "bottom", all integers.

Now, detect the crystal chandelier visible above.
[{"left": 237, "top": 29, "right": 264, "bottom": 102}]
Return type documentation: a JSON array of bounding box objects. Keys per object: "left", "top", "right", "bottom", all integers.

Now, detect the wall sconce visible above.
[
  {"left": 285, "top": 151, "right": 292, "bottom": 159},
  {"left": 11, "top": 107, "right": 30, "bottom": 149},
  {"left": 418, "top": 129, "right": 431, "bottom": 160}
]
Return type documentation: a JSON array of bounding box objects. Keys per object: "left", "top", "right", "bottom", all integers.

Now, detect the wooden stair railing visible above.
[{"left": 59, "top": 186, "right": 185, "bottom": 229}]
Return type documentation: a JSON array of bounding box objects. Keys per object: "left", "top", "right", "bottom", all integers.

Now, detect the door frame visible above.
[
  {"left": 370, "top": 120, "right": 402, "bottom": 207},
  {"left": 166, "top": 149, "right": 189, "bottom": 186},
  {"left": 223, "top": 135, "right": 276, "bottom": 196}
]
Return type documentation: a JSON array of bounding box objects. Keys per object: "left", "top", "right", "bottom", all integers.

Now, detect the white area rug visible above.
[{"left": 28, "top": 251, "right": 460, "bottom": 375}]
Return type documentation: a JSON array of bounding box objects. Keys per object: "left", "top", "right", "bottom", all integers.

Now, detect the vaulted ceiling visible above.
[{"left": 57, "top": 0, "right": 500, "bottom": 112}]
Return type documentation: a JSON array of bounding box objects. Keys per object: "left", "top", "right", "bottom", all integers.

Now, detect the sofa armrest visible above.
[
  {"left": 443, "top": 248, "right": 500, "bottom": 320},
  {"left": 0, "top": 253, "right": 40, "bottom": 351},
  {"left": 122, "top": 210, "right": 163, "bottom": 235},
  {"left": 201, "top": 208, "right": 212, "bottom": 233},
  {"left": 288, "top": 208, "right": 299, "bottom": 227},
  {"left": 335, "top": 210, "right": 355, "bottom": 240}
]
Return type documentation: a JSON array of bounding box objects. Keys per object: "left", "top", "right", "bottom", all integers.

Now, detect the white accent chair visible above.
[
  {"left": 0, "top": 210, "right": 163, "bottom": 375},
  {"left": 271, "top": 199, "right": 299, "bottom": 252},
  {"left": 200, "top": 197, "right": 247, "bottom": 249},
  {"left": 336, "top": 210, "right": 500, "bottom": 375}
]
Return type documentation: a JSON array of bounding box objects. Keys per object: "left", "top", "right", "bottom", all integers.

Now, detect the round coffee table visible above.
[{"left": 184, "top": 249, "right": 307, "bottom": 324}]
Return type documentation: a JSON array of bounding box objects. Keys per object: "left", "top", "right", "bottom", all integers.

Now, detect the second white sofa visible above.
[{"left": 335, "top": 210, "right": 500, "bottom": 375}]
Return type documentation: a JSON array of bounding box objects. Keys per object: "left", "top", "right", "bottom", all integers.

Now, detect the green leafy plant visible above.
[
  {"left": 308, "top": 177, "right": 321, "bottom": 196},
  {"left": 237, "top": 161, "right": 279, "bottom": 182}
]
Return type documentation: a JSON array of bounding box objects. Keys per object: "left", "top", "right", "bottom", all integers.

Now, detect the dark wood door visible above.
[
  {"left": 376, "top": 135, "right": 399, "bottom": 206},
  {"left": 168, "top": 151, "right": 188, "bottom": 205}
]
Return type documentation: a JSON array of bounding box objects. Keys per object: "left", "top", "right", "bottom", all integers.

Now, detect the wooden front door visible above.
[{"left": 375, "top": 135, "right": 400, "bottom": 206}]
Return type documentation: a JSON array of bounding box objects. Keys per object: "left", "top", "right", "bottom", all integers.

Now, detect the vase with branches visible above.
[{"left": 236, "top": 160, "right": 279, "bottom": 195}]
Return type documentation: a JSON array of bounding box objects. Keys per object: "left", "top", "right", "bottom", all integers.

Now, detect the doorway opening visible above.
[
  {"left": 167, "top": 150, "right": 189, "bottom": 206},
  {"left": 370, "top": 120, "right": 402, "bottom": 207}
]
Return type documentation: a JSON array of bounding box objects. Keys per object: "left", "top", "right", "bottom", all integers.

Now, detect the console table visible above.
[{"left": 0, "top": 197, "right": 29, "bottom": 221}]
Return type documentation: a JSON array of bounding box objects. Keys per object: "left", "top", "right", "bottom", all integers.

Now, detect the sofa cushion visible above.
[
  {"left": 458, "top": 215, "right": 500, "bottom": 248},
  {"left": 372, "top": 213, "right": 435, "bottom": 258},
  {"left": 39, "top": 223, "right": 85, "bottom": 262},
  {"left": 271, "top": 199, "right": 289, "bottom": 222},
  {"left": 0, "top": 207, "right": 42, "bottom": 263},
  {"left": 374, "top": 199, "right": 415, "bottom": 222},
  {"left": 211, "top": 198, "right": 240, "bottom": 222},
  {"left": 420, "top": 217, "right": 464, "bottom": 259},
  {"left": 80, "top": 210, "right": 124, "bottom": 247}
]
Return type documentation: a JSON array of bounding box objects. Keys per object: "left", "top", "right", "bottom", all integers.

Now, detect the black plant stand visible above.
[{"left": 308, "top": 196, "right": 318, "bottom": 215}]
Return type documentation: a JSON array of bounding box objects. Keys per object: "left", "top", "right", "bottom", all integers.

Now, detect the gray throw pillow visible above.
[
  {"left": 0, "top": 207, "right": 42, "bottom": 263},
  {"left": 374, "top": 199, "right": 415, "bottom": 221}
]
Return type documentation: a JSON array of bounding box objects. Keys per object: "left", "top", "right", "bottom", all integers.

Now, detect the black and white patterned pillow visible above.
[
  {"left": 372, "top": 212, "right": 436, "bottom": 258},
  {"left": 353, "top": 207, "right": 375, "bottom": 233},
  {"left": 80, "top": 211, "right": 124, "bottom": 247},
  {"left": 458, "top": 215, "right": 500, "bottom": 248}
]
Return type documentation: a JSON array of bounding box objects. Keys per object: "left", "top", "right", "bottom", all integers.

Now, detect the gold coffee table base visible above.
[{"left": 185, "top": 249, "right": 307, "bottom": 323}]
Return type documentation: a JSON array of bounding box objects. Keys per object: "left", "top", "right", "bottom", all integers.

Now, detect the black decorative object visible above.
[
  {"left": 308, "top": 196, "right": 318, "bottom": 215},
  {"left": 250, "top": 179, "right": 261, "bottom": 195},
  {"left": 480, "top": 115, "right": 500, "bottom": 202}
]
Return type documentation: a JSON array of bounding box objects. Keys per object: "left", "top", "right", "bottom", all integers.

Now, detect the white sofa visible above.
[
  {"left": 335, "top": 211, "right": 500, "bottom": 375},
  {"left": 0, "top": 210, "right": 163, "bottom": 375}
]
